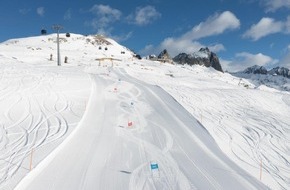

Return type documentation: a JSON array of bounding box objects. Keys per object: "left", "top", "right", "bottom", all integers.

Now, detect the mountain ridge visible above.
[
  {"left": 239, "top": 65, "right": 290, "bottom": 78},
  {"left": 172, "top": 47, "right": 223, "bottom": 72},
  {"left": 233, "top": 65, "right": 290, "bottom": 91}
]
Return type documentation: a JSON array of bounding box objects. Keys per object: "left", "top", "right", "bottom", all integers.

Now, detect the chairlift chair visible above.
[{"left": 41, "top": 29, "right": 47, "bottom": 35}]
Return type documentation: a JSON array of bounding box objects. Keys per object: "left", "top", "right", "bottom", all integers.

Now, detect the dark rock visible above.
[
  {"left": 158, "top": 49, "right": 171, "bottom": 60},
  {"left": 173, "top": 47, "right": 223, "bottom": 72},
  {"left": 243, "top": 65, "right": 268, "bottom": 74},
  {"left": 134, "top": 54, "right": 142, "bottom": 60},
  {"left": 210, "top": 52, "right": 223, "bottom": 72},
  {"left": 268, "top": 67, "right": 290, "bottom": 78},
  {"left": 241, "top": 66, "right": 290, "bottom": 78}
]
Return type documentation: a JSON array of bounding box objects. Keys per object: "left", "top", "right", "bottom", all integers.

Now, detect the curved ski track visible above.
[
  {"left": 0, "top": 63, "right": 89, "bottom": 190},
  {"left": 15, "top": 66, "right": 267, "bottom": 190}
]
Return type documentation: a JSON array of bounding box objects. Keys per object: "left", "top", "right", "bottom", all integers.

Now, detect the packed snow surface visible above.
[{"left": 0, "top": 34, "right": 289, "bottom": 190}]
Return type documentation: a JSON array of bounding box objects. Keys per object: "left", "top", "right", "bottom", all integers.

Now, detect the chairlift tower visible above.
[{"left": 52, "top": 25, "right": 63, "bottom": 66}]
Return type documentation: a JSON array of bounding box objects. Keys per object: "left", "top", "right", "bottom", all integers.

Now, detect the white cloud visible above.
[
  {"left": 278, "top": 45, "right": 290, "bottom": 68},
  {"left": 280, "top": 54, "right": 290, "bottom": 68},
  {"left": 139, "top": 11, "right": 238, "bottom": 56},
  {"left": 127, "top": 6, "right": 161, "bottom": 26},
  {"left": 64, "top": 9, "right": 72, "bottom": 20},
  {"left": 161, "top": 38, "right": 204, "bottom": 54},
  {"left": 85, "top": 4, "right": 133, "bottom": 43},
  {"left": 261, "top": 0, "right": 290, "bottom": 12},
  {"left": 90, "top": 4, "right": 121, "bottom": 20},
  {"left": 285, "top": 16, "right": 290, "bottom": 33},
  {"left": 243, "top": 17, "right": 283, "bottom": 41},
  {"left": 209, "top": 44, "right": 226, "bottom": 53},
  {"left": 88, "top": 4, "right": 122, "bottom": 34},
  {"left": 140, "top": 38, "right": 225, "bottom": 57},
  {"left": 219, "top": 58, "right": 233, "bottom": 72},
  {"left": 236, "top": 52, "right": 277, "bottom": 66},
  {"left": 110, "top": 31, "right": 133, "bottom": 42},
  {"left": 139, "top": 44, "right": 156, "bottom": 55},
  {"left": 161, "top": 38, "right": 225, "bottom": 56},
  {"left": 37, "top": 7, "right": 45, "bottom": 17},
  {"left": 181, "top": 11, "right": 240, "bottom": 40},
  {"left": 221, "top": 52, "right": 278, "bottom": 72},
  {"left": 243, "top": 16, "right": 290, "bottom": 41},
  {"left": 140, "top": 38, "right": 205, "bottom": 56}
]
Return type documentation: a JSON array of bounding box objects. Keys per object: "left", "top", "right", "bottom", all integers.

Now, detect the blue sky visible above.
[{"left": 1, "top": 0, "right": 290, "bottom": 71}]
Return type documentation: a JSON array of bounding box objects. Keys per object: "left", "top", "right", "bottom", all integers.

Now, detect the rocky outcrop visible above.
[
  {"left": 173, "top": 47, "right": 223, "bottom": 72},
  {"left": 242, "top": 66, "right": 290, "bottom": 78},
  {"left": 243, "top": 65, "right": 268, "bottom": 74},
  {"left": 268, "top": 67, "right": 290, "bottom": 78},
  {"left": 155, "top": 49, "right": 173, "bottom": 63},
  {"left": 158, "top": 49, "right": 171, "bottom": 60}
]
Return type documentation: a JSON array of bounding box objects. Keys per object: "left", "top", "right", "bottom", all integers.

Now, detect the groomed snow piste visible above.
[{"left": 0, "top": 34, "right": 289, "bottom": 190}]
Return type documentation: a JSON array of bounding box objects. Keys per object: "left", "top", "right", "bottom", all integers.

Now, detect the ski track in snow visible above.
[
  {"left": 0, "top": 62, "right": 90, "bottom": 190},
  {"left": 184, "top": 89, "right": 290, "bottom": 189},
  {"left": 115, "top": 69, "right": 194, "bottom": 189},
  {"left": 125, "top": 63, "right": 290, "bottom": 190},
  {"left": 0, "top": 34, "right": 288, "bottom": 189},
  {"left": 115, "top": 79, "right": 191, "bottom": 190},
  {"left": 114, "top": 67, "right": 266, "bottom": 190},
  {"left": 12, "top": 65, "right": 267, "bottom": 190}
]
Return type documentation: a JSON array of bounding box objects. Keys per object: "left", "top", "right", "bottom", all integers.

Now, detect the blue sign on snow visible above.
[{"left": 150, "top": 163, "right": 159, "bottom": 170}]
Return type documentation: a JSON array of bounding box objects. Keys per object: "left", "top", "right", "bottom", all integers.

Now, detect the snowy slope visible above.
[
  {"left": 0, "top": 33, "right": 134, "bottom": 66},
  {"left": 0, "top": 56, "right": 91, "bottom": 189},
  {"left": 233, "top": 72, "right": 290, "bottom": 92},
  {"left": 125, "top": 62, "right": 290, "bottom": 190},
  {"left": 0, "top": 34, "right": 289, "bottom": 190},
  {"left": 15, "top": 67, "right": 266, "bottom": 190}
]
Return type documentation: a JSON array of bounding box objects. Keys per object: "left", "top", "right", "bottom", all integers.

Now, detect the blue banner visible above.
[{"left": 150, "top": 163, "right": 158, "bottom": 170}]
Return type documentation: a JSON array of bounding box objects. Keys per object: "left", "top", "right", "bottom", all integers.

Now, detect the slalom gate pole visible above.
[
  {"left": 260, "top": 158, "right": 262, "bottom": 180},
  {"left": 30, "top": 148, "right": 34, "bottom": 171}
]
